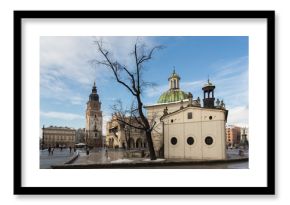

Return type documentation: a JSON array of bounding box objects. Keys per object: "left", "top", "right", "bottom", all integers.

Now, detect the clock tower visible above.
[{"left": 85, "top": 82, "right": 103, "bottom": 147}]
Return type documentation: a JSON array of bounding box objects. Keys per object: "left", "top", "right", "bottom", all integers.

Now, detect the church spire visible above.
[
  {"left": 89, "top": 81, "right": 99, "bottom": 101},
  {"left": 92, "top": 81, "right": 97, "bottom": 93}
]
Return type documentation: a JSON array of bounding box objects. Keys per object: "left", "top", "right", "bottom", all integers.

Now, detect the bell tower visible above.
[
  {"left": 85, "top": 81, "right": 103, "bottom": 147},
  {"left": 202, "top": 78, "right": 215, "bottom": 108}
]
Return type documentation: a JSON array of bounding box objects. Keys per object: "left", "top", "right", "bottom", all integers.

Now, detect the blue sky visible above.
[{"left": 40, "top": 36, "right": 248, "bottom": 134}]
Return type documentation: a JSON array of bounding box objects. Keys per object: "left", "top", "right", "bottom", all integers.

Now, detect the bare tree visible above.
[{"left": 93, "top": 40, "right": 162, "bottom": 160}]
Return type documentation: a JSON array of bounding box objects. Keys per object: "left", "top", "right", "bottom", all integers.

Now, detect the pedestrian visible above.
[
  {"left": 48, "top": 147, "right": 51, "bottom": 156},
  {"left": 51, "top": 147, "right": 54, "bottom": 155},
  {"left": 69, "top": 146, "right": 72, "bottom": 153},
  {"left": 105, "top": 149, "right": 108, "bottom": 159}
]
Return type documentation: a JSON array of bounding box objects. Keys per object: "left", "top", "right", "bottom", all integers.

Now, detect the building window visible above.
[
  {"left": 171, "top": 137, "right": 177, "bottom": 145},
  {"left": 187, "top": 137, "right": 194, "bottom": 145},
  {"left": 205, "top": 136, "right": 214, "bottom": 145},
  {"left": 187, "top": 112, "right": 192, "bottom": 119},
  {"left": 209, "top": 116, "right": 212, "bottom": 120},
  {"left": 171, "top": 119, "right": 174, "bottom": 123}
]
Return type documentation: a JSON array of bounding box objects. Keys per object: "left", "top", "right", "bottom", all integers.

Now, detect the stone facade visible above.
[
  {"left": 42, "top": 126, "right": 76, "bottom": 148},
  {"left": 161, "top": 106, "right": 227, "bottom": 160},
  {"left": 106, "top": 115, "right": 147, "bottom": 149}
]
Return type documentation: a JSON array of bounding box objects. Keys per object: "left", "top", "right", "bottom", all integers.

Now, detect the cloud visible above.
[
  {"left": 41, "top": 111, "right": 84, "bottom": 121},
  {"left": 227, "top": 106, "right": 249, "bottom": 127},
  {"left": 209, "top": 56, "right": 248, "bottom": 107},
  {"left": 40, "top": 36, "right": 156, "bottom": 104},
  {"left": 144, "top": 84, "right": 168, "bottom": 98}
]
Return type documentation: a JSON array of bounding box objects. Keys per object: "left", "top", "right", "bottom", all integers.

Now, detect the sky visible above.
[{"left": 40, "top": 36, "right": 248, "bottom": 135}]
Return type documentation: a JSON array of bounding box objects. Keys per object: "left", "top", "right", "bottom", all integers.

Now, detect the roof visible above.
[
  {"left": 168, "top": 69, "right": 180, "bottom": 80},
  {"left": 144, "top": 98, "right": 189, "bottom": 108},
  {"left": 160, "top": 106, "right": 228, "bottom": 121},
  {"left": 202, "top": 79, "right": 215, "bottom": 90},
  {"left": 157, "top": 90, "right": 189, "bottom": 104}
]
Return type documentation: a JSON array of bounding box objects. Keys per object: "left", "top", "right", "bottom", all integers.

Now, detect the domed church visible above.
[{"left": 144, "top": 69, "right": 228, "bottom": 160}]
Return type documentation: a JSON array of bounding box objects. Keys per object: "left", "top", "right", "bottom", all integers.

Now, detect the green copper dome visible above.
[{"left": 157, "top": 90, "right": 189, "bottom": 104}]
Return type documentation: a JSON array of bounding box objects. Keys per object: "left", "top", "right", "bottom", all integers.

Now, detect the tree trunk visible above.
[
  {"left": 136, "top": 95, "right": 157, "bottom": 160},
  {"left": 145, "top": 130, "right": 157, "bottom": 160}
]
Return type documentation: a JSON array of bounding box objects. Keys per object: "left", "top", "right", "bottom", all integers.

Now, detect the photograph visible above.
[{"left": 39, "top": 36, "right": 249, "bottom": 169}]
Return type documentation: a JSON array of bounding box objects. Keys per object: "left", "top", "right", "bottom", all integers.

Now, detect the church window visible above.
[
  {"left": 174, "top": 79, "right": 176, "bottom": 88},
  {"left": 187, "top": 112, "right": 192, "bottom": 119},
  {"left": 187, "top": 137, "right": 194, "bottom": 145},
  {"left": 205, "top": 136, "right": 214, "bottom": 145},
  {"left": 171, "top": 137, "right": 177, "bottom": 145}
]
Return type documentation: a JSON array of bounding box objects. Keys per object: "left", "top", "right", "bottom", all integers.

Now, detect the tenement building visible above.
[
  {"left": 42, "top": 126, "right": 76, "bottom": 148},
  {"left": 226, "top": 125, "right": 241, "bottom": 147},
  {"left": 106, "top": 115, "right": 147, "bottom": 149},
  {"left": 85, "top": 82, "right": 103, "bottom": 147},
  {"left": 145, "top": 69, "right": 228, "bottom": 160}
]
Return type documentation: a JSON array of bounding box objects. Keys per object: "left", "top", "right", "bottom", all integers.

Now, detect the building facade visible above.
[
  {"left": 146, "top": 69, "right": 228, "bottom": 160},
  {"left": 42, "top": 126, "right": 76, "bottom": 148},
  {"left": 226, "top": 125, "right": 241, "bottom": 147},
  {"left": 106, "top": 115, "right": 147, "bottom": 149},
  {"left": 85, "top": 82, "right": 103, "bottom": 147},
  {"left": 161, "top": 106, "right": 228, "bottom": 160}
]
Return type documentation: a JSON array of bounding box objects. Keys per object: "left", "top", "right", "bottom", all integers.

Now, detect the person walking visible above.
[
  {"left": 51, "top": 147, "right": 54, "bottom": 155},
  {"left": 105, "top": 149, "right": 109, "bottom": 160},
  {"left": 48, "top": 147, "right": 51, "bottom": 156}
]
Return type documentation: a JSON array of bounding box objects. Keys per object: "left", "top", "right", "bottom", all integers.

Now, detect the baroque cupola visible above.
[{"left": 157, "top": 69, "right": 189, "bottom": 104}]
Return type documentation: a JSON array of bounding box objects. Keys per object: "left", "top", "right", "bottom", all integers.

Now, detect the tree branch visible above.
[
  {"left": 115, "top": 117, "right": 144, "bottom": 130},
  {"left": 96, "top": 41, "right": 137, "bottom": 97}
]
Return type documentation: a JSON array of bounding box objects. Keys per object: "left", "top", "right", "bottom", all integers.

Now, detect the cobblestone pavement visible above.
[
  {"left": 44, "top": 148, "right": 249, "bottom": 169},
  {"left": 70, "top": 148, "right": 248, "bottom": 169},
  {"left": 73, "top": 148, "right": 125, "bottom": 165},
  {"left": 40, "top": 148, "right": 75, "bottom": 169}
]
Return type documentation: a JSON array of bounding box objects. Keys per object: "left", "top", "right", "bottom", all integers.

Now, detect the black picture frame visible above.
[{"left": 14, "top": 10, "right": 275, "bottom": 195}]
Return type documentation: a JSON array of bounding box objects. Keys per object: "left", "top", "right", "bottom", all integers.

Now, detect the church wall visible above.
[
  {"left": 163, "top": 108, "right": 227, "bottom": 160},
  {"left": 184, "top": 122, "right": 202, "bottom": 159},
  {"left": 145, "top": 100, "right": 190, "bottom": 155}
]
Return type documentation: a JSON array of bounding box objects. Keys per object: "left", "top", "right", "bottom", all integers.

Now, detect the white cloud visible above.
[
  {"left": 227, "top": 106, "right": 249, "bottom": 127},
  {"left": 144, "top": 84, "right": 168, "bottom": 98},
  {"left": 40, "top": 36, "right": 156, "bottom": 104},
  {"left": 40, "top": 111, "right": 84, "bottom": 121}
]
